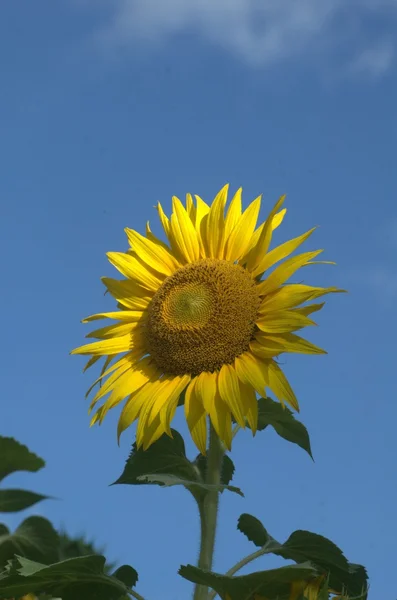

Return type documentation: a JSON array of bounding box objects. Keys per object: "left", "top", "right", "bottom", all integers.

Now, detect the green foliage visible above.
[
  {"left": 0, "top": 516, "right": 59, "bottom": 567},
  {"left": 0, "top": 554, "right": 137, "bottom": 600},
  {"left": 237, "top": 514, "right": 270, "bottom": 547},
  {"left": 0, "top": 437, "right": 45, "bottom": 482},
  {"left": 57, "top": 532, "right": 115, "bottom": 573},
  {"left": 0, "top": 436, "right": 50, "bottom": 522},
  {"left": 179, "top": 562, "right": 318, "bottom": 600},
  {"left": 237, "top": 513, "right": 368, "bottom": 598},
  {"left": 113, "top": 429, "right": 243, "bottom": 497},
  {"left": 0, "top": 489, "right": 50, "bottom": 513},
  {"left": 254, "top": 397, "right": 313, "bottom": 458}
]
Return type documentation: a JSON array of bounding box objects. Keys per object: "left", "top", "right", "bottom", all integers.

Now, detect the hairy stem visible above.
[{"left": 193, "top": 424, "right": 224, "bottom": 600}]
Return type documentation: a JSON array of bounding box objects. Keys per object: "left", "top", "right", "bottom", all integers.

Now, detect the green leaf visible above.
[
  {"left": 237, "top": 514, "right": 271, "bottom": 547},
  {"left": 137, "top": 473, "right": 243, "bottom": 496},
  {"left": 275, "top": 530, "right": 350, "bottom": 573},
  {"left": 0, "top": 516, "right": 59, "bottom": 568},
  {"left": 0, "top": 489, "right": 50, "bottom": 513},
  {"left": 255, "top": 397, "right": 313, "bottom": 458},
  {"left": 0, "top": 437, "right": 45, "bottom": 482},
  {"left": 327, "top": 562, "right": 368, "bottom": 599},
  {"left": 0, "top": 554, "right": 137, "bottom": 600},
  {"left": 179, "top": 562, "right": 319, "bottom": 600},
  {"left": 57, "top": 532, "right": 116, "bottom": 573},
  {"left": 237, "top": 515, "right": 368, "bottom": 599},
  {"left": 114, "top": 429, "right": 243, "bottom": 497},
  {"left": 193, "top": 454, "right": 235, "bottom": 485},
  {"left": 112, "top": 564, "right": 138, "bottom": 588}
]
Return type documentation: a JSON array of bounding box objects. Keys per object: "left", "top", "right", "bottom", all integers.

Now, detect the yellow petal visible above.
[
  {"left": 259, "top": 284, "right": 344, "bottom": 313},
  {"left": 86, "top": 320, "right": 145, "bottom": 340},
  {"left": 195, "top": 371, "right": 217, "bottom": 415},
  {"left": 141, "top": 414, "right": 167, "bottom": 450},
  {"left": 268, "top": 360, "right": 299, "bottom": 410},
  {"left": 206, "top": 184, "right": 229, "bottom": 258},
  {"left": 157, "top": 202, "right": 170, "bottom": 237},
  {"left": 85, "top": 353, "right": 133, "bottom": 399},
  {"left": 234, "top": 352, "right": 269, "bottom": 397},
  {"left": 272, "top": 208, "right": 287, "bottom": 230},
  {"left": 145, "top": 221, "right": 170, "bottom": 250},
  {"left": 71, "top": 335, "right": 134, "bottom": 356},
  {"left": 245, "top": 195, "right": 286, "bottom": 273},
  {"left": 250, "top": 339, "right": 285, "bottom": 359},
  {"left": 254, "top": 227, "right": 316, "bottom": 277},
  {"left": 159, "top": 374, "right": 191, "bottom": 436},
  {"left": 101, "top": 278, "right": 152, "bottom": 310},
  {"left": 82, "top": 310, "right": 146, "bottom": 323},
  {"left": 98, "top": 358, "right": 158, "bottom": 423},
  {"left": 89, "top": 361, "right": 137, "bottom": 410},
  {"left": 243, "top": 206, "right": 287, "bottom": 260},
  {"left": 238, "top": 378, "right": 258, "bottom": 433},
  {"left": 170, "top": 197, "right": 200, "bottom": 263},
  {"left": 125, "top": 228, "right": 180, "bottom": 276},
  {"left": 136, "top": 374, "right": 189, "bottom": 448},
  {"left": 186, "top": 193, "right": 196, "bottom": 222},
  {"left": 256, "top": 310, "right": 315, "bottom": 334},
  {"left": 107, "top": 252, "right": 164, "bottom": 292},
  {"left": 291, "top": 302, "right": 325, "bottom": 317},
  {"left": 194, "top": 195, "right": 211, "bottom": 256},
  {"left": 212, "top": 388, "right": 232, "bottom": 451},
  {"left": 256, "top": 250, "right": 323, "bottom": 297},
  {"left": 184, "top": 378, "right": 207, "bottom": 455},
  {"left": 135, "top": 379, "right": 168, "bottom": 446},
  {"left": 225, "top": 195, "right": 262, "bottom": 262},
  {"left": 257, "top": 332, "right": 327, "bottom": 355},
  {"left": 218, "top": 364, "right": 246, "bottom": 428},
  {"left": 83, "top": 355, "right": 101, "bottom": 372},
  {"left": 117, "top": 377, "right": 159, "bottom": 441},
  {"left": 224, "top": 187, "right": 242, "bottom": 239},
  {"left": 195, "top": 371, "right": 232, "bottom": 449}
]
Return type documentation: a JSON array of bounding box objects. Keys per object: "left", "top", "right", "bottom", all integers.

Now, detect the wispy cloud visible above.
[
  {"left": 88, "top": 0, "right": 397, "bottom": 74},
  {"left": 349, "top": 39, "right": 394, "bottom": 77}
]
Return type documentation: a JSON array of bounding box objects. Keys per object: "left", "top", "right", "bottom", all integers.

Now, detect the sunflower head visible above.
[{"left": 72, "top": 185, "right": 342, "bottom": 453}]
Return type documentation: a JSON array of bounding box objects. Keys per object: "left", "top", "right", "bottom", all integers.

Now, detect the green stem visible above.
[
  {"left": 207, "top": 546, "right": 273, "bottom": 600},
  {"left": 129, "top": 589, "right": 147, "bottom": 600},
  {"left": 193, "top": 424, "right": 224, "bottom": 600}
]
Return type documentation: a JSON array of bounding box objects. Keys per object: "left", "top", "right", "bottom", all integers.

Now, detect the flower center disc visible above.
[{"left": 146, "top": 259, "right": 261, "bottom": 376}]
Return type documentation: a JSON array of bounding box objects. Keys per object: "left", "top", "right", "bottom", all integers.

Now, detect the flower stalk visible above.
[{"left": 193, "top": 424, "right": 224, "bottom": 600}]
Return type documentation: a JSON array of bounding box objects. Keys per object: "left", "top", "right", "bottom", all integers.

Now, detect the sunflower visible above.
[{"left": 72, "top": 185, "right": 340, "bottom": 453}]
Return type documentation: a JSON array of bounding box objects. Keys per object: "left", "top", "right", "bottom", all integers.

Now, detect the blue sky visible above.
[{"left": 1, "top": 1, "right": 396, "bottom": 598}]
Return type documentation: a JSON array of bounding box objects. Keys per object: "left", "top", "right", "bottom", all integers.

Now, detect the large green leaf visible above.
[
  {"left": 0, "top": 554, "right": 138, "bottom": 600},
  {"left": 0, "top": 489, "right": 50, "bottom": 513},
  {"left": 236, "top": 514, "right": 368, "bottom": 598},
  {"left": 113, "top": 429, "right": 243, "bottom": 497},
  {"left": 0, "top": 516, "right": 59, "bottom": 568},
  {"left": 179, "top": 562, "right": 319, "bottom": 600},
  {"left": 275, "top": 530, "right": 349, "bottom": 572},
  {"left": 0, "top": 437, "right": 45, "bottom": 482},
  {"left": 254, "top": 397, "right": 313, "bottom": 458}
]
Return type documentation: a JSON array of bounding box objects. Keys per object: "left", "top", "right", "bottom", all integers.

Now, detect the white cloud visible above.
[
  {"left": 349, "top": 39, "right": 394, "bottom": 77},
  {"left": 90, "top": 0, "right": 397, "bottom": 73}
]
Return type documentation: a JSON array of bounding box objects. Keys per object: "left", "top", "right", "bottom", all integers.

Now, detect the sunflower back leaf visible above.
[{"left": 113, "top": 429, "right": 243, "bottom": 497}]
